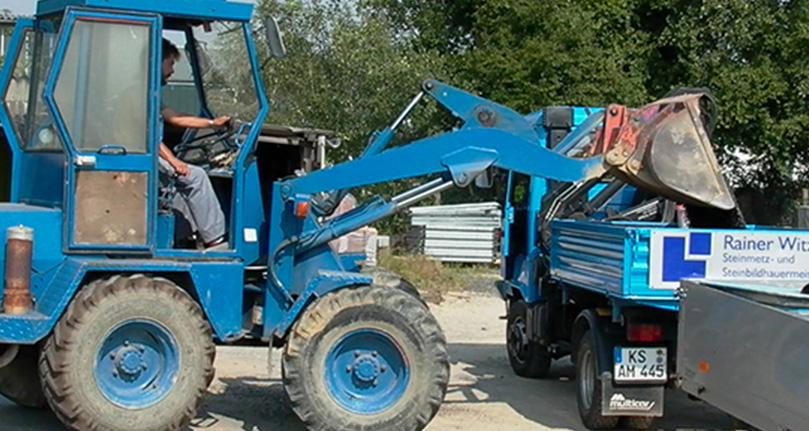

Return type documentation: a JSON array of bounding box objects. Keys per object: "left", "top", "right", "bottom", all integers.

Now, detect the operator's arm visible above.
[
  {"left": 159, "top": 142, "right": 190, "bottom": 177},
  {"left": 162, "top": 106, "right": 230, "bottom": 129}
]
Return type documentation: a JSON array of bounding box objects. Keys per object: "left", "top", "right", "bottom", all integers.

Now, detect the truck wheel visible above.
[
  {"left": 0, "top": 345, "right": 46, "bottom": 408},
  {"left": 506, "top": 300, "right": 551, "bottom": 378},
  {"left": 283, "top": 285, "right": 449, "bottom": 431},
  {"left": 620, "top": 416, "right": 655, "bottom": 429},
  {"left": 576, "top": 330, "right": 618, "bottom": 429},
  {"left": 39, "top": 275, "right": 215, "bottom": 431}
]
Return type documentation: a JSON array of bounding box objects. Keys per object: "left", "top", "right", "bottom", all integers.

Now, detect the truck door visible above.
[
  {"left": 44, "top": 10, "right": 160, "bottom": 253},
  {"left": 501, "top": 171, "right": 530, "bottom": 279}
]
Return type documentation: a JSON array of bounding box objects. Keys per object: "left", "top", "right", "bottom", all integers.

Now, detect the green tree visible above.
[
  {"left": 254, "top": 1, "right": 458, "bottom": 232},
  {"left": 255, "top": 1, "right": 449, "bottom": 163},
  {"left": 366, "top": 0, "right": 809, "bottom": 224}
]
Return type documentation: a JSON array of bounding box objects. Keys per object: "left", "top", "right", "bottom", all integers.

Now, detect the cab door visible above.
[{"left": 44, "top": 9, "right": 161, "bottom": 253}]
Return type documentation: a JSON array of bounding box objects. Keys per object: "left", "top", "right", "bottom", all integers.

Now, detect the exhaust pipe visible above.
[
  {"left": 0, "top": 344, "right": 19, "bottom": 369},
  {"left": 2, "top": 226, "right": 33, "bottom": 315}
]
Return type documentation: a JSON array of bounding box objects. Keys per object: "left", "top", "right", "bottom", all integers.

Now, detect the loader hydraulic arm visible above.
[{"left": 272, "top": 79, "right": 735, "bottom": 260}]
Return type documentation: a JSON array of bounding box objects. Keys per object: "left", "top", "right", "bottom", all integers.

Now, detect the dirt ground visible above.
[{"left": 0, "top": 293, "right": 738, "bottom": 431}]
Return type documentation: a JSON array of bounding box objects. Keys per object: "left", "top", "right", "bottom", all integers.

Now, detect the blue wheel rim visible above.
[
  {"left": 325, "top": 329, "right": 409, "bottom": 414},
  {"left": 95, "top": 319, "right": 179, "bottom": 409}
]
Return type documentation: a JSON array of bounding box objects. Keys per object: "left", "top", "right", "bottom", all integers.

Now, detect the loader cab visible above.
[{"left": 0, "top": 0, "right": 303, "bottom": 264}]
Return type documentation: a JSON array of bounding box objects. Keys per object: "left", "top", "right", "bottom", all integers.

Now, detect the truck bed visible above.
[{"left": 549, "top": 219, "right": 809, "bottom": 310}]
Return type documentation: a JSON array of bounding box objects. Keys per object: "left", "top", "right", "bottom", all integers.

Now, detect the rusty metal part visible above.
[
  {"left": 598, "top": 93, "right": 735, "bottom": 210},
  {"left": 74, "top": 170, "right": 147, "bottom": 245},
  {"left": 3, "top": 226, "right": 33, "bottom": 315},
  {"left": 592, "top": 104, "right": 628, "bottom": 155}
]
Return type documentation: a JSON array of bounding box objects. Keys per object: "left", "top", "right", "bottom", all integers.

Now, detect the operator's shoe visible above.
[{"left": 204, "top": 235, "right": 228, "bottom": 251}]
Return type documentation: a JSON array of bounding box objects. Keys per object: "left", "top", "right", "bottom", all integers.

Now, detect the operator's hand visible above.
[
  {"left": 212, "top": 116, "right": 232, "bottom": 128},
  {"left": 169, "top": 157, "right": 190, "bottom": 177}
]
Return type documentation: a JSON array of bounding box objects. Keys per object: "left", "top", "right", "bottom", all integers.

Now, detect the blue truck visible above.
[
  {"left": 498, "top": 102, "right": 809, "bottom": 430},
  {"left": 0, "top": 1, "right": 746, "bottom": 431}
]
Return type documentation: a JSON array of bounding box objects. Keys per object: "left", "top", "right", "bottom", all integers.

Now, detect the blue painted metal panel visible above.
[
  {"left": 238, "top": 160, "right": 264, "bottom": 264},
  {"left": 37, "top": 0, "right": 254, "bottom": 22},
  {"left": 19, "top": 152, "right": 66, "bottom": 208},
  {"left": 156, "top": 213, "right": 174, "bottom": 249},
  {"left": 0, "top": 258, "right": 83, "bottom": 344},
  {"left": 263, "top": 183, "right": 296, "bottom": 334},
  {"left": 550, "top": 220, "right": 628, "bottom": 297},
  {"left": 187, "top": 261, "right": 244, "bottom": 341},
  {"left": 0, "top": 255, "right": 245, "bottom": 343},
  {"left": 292, "top": 246, "right": 347, "bottom": 294},
  {"left": 339, "top": 253, "right": 365, "bottom": 272}
]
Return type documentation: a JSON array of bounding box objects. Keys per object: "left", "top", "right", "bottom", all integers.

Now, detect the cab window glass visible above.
[
  {"left": 162, "top": 30, "right": 200, "bottom": 116},
  {"left": 2, "top": 29, "right": 63, "bottom": 152},
  {"left": 54, "top": 19, "right": 151, "bottom": 153}
]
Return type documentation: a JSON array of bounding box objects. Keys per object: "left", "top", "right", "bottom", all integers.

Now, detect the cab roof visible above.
[{"left": 36, "top": 0, "right": 254, "bottom": 22}]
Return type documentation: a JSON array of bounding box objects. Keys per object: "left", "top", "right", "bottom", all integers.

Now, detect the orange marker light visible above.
[
  {"left": 699, "top": 361, "right": 710, "bottom": 372},
  {"left": 295, "top": 201, "right": 310, "bottom": 218}
]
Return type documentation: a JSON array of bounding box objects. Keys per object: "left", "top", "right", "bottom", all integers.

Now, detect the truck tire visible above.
[
  {"left": 0, "top": 345, "right": 46, "bottom": 408},
  {"left": 506, "top": 300, "right": 551, "bottom": 378},
  {"left": 576, "top": 330, "right": 619, "bottom": 429},
  {"left": 283, "top": 284, "right": 449, "bottom": 431},
  {"left": 39, "top": 275, "right": 215, "bottom": 431},
  {"left": 620, "top": 416, "right": 655, "bottom": 429}
]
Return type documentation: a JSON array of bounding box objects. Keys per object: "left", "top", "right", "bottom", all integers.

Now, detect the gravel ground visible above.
[{"left": 1, "top": 292, "right": 739, "bottom": 431}]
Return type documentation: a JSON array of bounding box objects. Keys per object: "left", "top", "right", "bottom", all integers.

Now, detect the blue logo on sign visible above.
[{"left": 662, "top": 233, "right": 711, "bottom": 282}]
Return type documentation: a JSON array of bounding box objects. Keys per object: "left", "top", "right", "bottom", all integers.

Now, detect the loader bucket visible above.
[{"left": 604, "top": 93, "right": 736, "bottom": 210}]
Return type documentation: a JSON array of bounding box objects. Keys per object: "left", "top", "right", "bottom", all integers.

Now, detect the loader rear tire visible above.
[
  {"left": 39, "top": 275, "right": 215, "bottom": 431},
  {"left": 0, "top": 345, "right": 46, "bottom": 408},
  {"left": 506, "top": 300, "right": 552, "bottom": 378},
  {"left": 576, "top": 330, "right": 619, "bottom": 430},
  {"left": 283, "top": 285, "right": 449, "bottom": 431}
]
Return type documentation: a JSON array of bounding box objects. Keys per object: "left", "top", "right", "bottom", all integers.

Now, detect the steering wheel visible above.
[{"left": 175, "top": 126, "right": 238, "bottom": 153}]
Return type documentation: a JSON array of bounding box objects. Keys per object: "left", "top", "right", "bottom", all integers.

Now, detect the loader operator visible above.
[{"left": 159, "top": 38, "right": 229, "bottom": 249}]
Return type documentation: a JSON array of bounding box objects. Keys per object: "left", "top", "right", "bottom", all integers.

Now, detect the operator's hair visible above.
[{"left": 162, "top": 38, "right": 181, "bottom": 61}]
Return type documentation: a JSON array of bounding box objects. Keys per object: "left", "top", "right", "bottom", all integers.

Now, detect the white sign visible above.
[{"left": 649, "top": 230, "right": 809, "bottom": 289}]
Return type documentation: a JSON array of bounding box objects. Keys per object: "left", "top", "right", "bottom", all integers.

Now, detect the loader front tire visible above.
[
  {"left": 283, "top": 285, "right": 449, "bottom": 431},
  {"left": 39, "top": 275, "right": 215, "bottom": 431},
  {"left": 0, "top": 345, "right": 46, "bottom": 408}
]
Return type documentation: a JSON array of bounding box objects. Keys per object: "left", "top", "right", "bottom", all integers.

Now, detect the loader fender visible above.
[{"left": 272, "top": 270, "right": 374, "bottom": 338}]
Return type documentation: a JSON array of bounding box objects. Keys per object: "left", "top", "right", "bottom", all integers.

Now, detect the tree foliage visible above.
[
  {"left": 255, "top": 1, "right": 449, "bottom": 163},
  {"left": 258, "top": 0, "right": 809, "bottom": 224}
]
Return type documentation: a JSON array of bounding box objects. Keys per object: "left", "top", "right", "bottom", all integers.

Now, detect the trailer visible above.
[{"left": 678, "top": 279, "right": 809, "bottom": 431}]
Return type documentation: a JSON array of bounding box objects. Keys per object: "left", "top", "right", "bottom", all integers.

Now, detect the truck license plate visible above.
[{"left": 614, "top": 347, "right": 666, "bottom": 383}]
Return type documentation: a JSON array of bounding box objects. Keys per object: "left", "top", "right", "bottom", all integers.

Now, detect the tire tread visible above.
[
  {"left": 39, "top": 275, "right": 215, "bottom": 431},
  {"left": 284, "top": 285, "right": 448, "bottom": 431}
]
